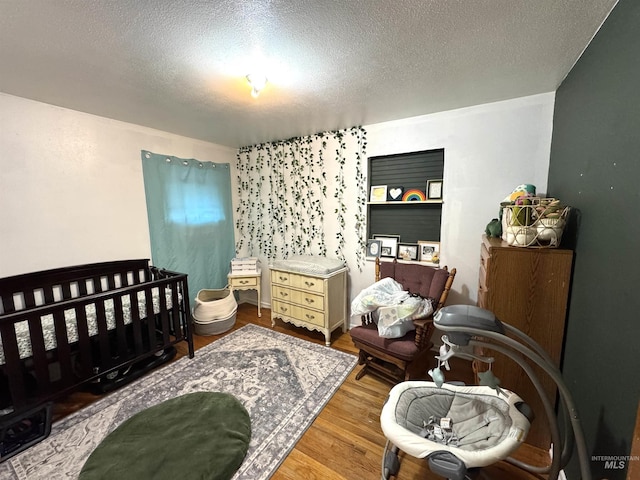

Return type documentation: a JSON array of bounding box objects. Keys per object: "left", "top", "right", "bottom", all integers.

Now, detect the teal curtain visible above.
[{"left": 141, "top": 151, "right": 235, "bottom": 299}]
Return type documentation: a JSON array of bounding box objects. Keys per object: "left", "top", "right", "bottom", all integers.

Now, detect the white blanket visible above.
[{"left": 351, "top": 278, "right": 434, "bottom": 338}]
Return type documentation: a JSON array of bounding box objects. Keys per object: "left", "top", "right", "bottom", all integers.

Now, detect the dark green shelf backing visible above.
[{"left": 367, "top": 149, "right": 444, "bottom": 243}]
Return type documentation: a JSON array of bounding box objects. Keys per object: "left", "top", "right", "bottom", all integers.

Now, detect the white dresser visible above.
[{"left": 270, "top": 259, "right": 348, "bottom": 346}]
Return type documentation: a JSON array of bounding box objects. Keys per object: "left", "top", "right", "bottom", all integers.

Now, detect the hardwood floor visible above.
[{"left": 54, "top": 303, "right": 551, "bottom": 480}]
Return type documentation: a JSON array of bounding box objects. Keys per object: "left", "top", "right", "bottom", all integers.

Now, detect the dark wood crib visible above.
[{"left": 0, "top": 259, "right": 194, "bottom": 461}]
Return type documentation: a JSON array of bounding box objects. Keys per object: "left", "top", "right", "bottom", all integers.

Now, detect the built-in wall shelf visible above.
[
  {"left": 367, "top": 200, "right": 443, "bottom": 205},
  {"left": 367, "top": 149, "right": 445, "bottom": 244}
]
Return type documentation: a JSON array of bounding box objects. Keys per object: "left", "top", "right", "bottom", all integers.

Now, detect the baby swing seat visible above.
[{"left": 380, "top": 381, "right": 531, "bottom": 480}]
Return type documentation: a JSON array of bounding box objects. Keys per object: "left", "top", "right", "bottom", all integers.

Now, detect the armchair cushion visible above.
[
  {"left": 379, "top": 261, "right": 449, "bottom": 301},
  {"left": 349, "top": 324, "right": 418, "bottom": 362}
]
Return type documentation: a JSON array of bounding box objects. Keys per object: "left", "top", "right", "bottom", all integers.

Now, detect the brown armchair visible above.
[{"left": 349, "top": 258, "right": 456, "bottom": 384}]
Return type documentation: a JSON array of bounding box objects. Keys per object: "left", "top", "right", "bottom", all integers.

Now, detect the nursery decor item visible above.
[
  {"left": 373, "top": 234, "right": 401, "bottom": 258},
  {"left": 366, "top": 239, "right": 382, "bottom": 259},
  {"left": 426, "top": 179, "right": 443, "bottom": 200},
  {"left": 387, "top": 186, "right": 404, "bottom": 201},
  {"left": 397, "top": 243, "right": 419, "bottom": 261},
  {"left": 370, "top": 185, "right": 388, "bottom": 202},
  {"left": 418, "top": 241, "right": 440, "bottom": 263},
  {"left": 402, "top": 189, "right": 426, "bottom": 201},
  {"left": 485, "top": 218, "right": 502, "bottom": 238},
  {"left": 1, "top": 325, "right": 357, "bottom": 480}
]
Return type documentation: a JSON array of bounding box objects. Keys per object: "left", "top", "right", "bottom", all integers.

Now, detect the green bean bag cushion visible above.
[{"left": 79, "top": 392, "right": 251, "bottom": 480}]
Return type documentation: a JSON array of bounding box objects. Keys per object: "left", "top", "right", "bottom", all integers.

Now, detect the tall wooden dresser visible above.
[{"left": 476, "top": 234, "right": 573, "bottom": 449}]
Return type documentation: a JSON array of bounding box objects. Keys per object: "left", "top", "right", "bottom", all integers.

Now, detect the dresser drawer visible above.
[
  {"left": 272, "top": 286, "right": 301, "bottom": 304},
  {"left": 477, "top": 287, "right": 488, "bottom": 308},
  {"left": 230, "top": 276, "right": 257, "bottom": 288},
  {"left": 299, "top": 291, "right": 324, "bottom": 311},
  {"left": 480, "top": 243, "right": 491, "bottom": 271},
  {"left": 272, "top": 300, "right": 301, "bottom": 319},
  {"left": 300, "top": 307, "right": 325, "bottom": 327},
  {"left": 271, "top": 270, "right": 293, "bottom": 286},
  {"left": 296, "top": 274, "right": 324, "bottom": 294},
  {"left": 478, "top": 263, "right": 489, "bottom": 291}
]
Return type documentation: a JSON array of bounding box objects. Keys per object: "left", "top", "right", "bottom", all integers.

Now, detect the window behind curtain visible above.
[{"left": 141, "top": 151, "right": 235, "bottom": 299}]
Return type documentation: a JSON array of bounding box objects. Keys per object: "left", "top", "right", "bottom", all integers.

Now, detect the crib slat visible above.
[
  {"left": 129, "top": 291, "right": 144, "bottom": 356},
  {"left": 170, "top": 286, "right": 181, "bottom": 338},
  {"left": 157, "top": 284, "right": 170, "bottom": 347},
  {"left": 1, "top": 292, "right": 16, "bottom": 313},
  {"left": 27, "top": 316, "right": 51, "bottom": 392},
  {"left": 43, "top": 285, "right": 55, "bottom": 306},
  {"left": 144, "top": 287, "right": 156, "bottom": 351},
  {"left": 22, "top": 289, "right": 36, "bottom": 309},
  {"left": 113, "top": 295, "right": 128, "bottom": 359},
  {"left": 94, "top": 300, "right": 112, "bottom": 369},
  {"left": 77, "top": 279, "right": 88, "bottom": 297},
  {"left": 106, "top": 274, "right": 116, "bottom": 291},
  {"left": 61, "top": 282, "right": 72, "bottom": 301},
  {"left": 75, "top": 304, "right": 94, "bottom": 377},
  {"left": 92, "top": 276, "right": 102, "bottom": 294},
  {"left": 0, "top": 322, "right": 27, "bottom": 407},
  {"left": 52, "top": 309, "right": 74, "bottom": 387}
]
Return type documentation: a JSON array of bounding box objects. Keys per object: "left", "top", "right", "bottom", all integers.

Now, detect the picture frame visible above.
[
  {"left": 372, "top": 234, "right": 400, "bottom": 258},
  {"left": 366, "top": 239, "right": 382, "bottom": 260},
  {"left": 370, "top": 185, "right": 388, "bottom": 202},
  {"left": 397, "top": 243, "right": 419, "bottom": 261},
  {"left": 427, "top": 179, "right": 443, "bottom": 200},
  {"left": 418, "top": 241, "right": 440, "bottom": 263},
  {"left": 387, "top": 186, "right": 404, "bottom": 201}
]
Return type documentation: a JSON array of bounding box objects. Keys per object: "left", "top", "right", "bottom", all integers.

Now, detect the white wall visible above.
[
  {"left": 0, "top": 93, "right": 237, "bottom": 277},
  {"left": 345, "top": 92, "right": 556, "bottom": 318}
]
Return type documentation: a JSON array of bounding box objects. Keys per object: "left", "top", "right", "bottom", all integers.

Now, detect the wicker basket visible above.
[
  {"left": 501, "top": 198, "right": 569, "bottom": 248},
  {"left": 192, "top": 287, "right": 238, "bottom": 335}
]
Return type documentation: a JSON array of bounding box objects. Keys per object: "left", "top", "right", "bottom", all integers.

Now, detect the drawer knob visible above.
[
  {"left": 304, "top": 298, "right": 314, "bottom": 304},
  {"left": 280, "top": 306, "right": 288, "bottom": 312},
  {"left": 279, "top": 276, "right": 288, "bottom": 281},
  {"left": 240, "top": 280, "right": 249, "bottom": 284},
  {"left": 304, "top": 281, "right": 315, "bottom": 287},
  {"left": 305, "top": 313, "right": 315, "bottom": 320},
  {"left": 279, "top": 292, "right": 288, "bottom": 297}
]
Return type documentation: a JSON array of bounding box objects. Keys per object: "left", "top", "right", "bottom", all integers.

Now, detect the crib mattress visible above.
[
  {"left": 269, "top": 255, "right": 345, "bottom": 276},
  {"left": 0, "top": 288, "right": 175, "bottom": 365}
]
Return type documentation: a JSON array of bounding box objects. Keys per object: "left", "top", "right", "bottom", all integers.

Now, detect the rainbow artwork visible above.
[{"left": 402, "top": 189, "right": 426, "bottom": 201}]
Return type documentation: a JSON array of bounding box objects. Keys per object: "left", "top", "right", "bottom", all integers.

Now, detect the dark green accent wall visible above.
[{"left": 548, "top": 1, "right": 640, "bottom": 478}]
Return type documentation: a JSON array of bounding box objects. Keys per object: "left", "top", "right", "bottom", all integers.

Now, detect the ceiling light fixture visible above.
[{"left": 246, "top": 73, "right": 268, "bottom": 98}]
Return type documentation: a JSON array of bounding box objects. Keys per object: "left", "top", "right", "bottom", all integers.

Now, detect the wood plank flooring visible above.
[{"left": 54, "top": 303, "right": 551, "bottom": 480}]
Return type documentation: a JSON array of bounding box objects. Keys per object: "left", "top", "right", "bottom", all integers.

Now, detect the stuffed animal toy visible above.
[{"left": 485, "top": 218, "right": 502, "bottom": 238}]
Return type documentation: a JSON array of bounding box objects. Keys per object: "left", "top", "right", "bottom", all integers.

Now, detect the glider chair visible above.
[{"left": 350, "top": 258, "right": 456, "bottom": 384}]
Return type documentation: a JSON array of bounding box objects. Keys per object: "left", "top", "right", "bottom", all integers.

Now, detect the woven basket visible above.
[
  {"left": 501, "top": 198, "right": 569, "bottom": 248},
  {"left": 193, "top": 288, "right": 237, "bottom": 320}
]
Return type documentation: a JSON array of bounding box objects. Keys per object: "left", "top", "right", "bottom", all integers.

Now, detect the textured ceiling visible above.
[{"left": 0, "top": 0, "right": 617, "bottom": 148}]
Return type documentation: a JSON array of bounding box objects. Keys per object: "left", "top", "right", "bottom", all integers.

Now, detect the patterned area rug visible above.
[{"left": 0, "top": 325, "right": 357, "bottom": 480}]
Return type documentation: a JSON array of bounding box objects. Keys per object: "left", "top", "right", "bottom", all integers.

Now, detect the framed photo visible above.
[
  {"left": 387, "top": 186, "right": 404, "bottom": 201},
  {"left": 427, "top": 179, "right": 443, "bottom": 200},
  {"left": 366, "top": 239, "right": 382, "bottom": 260},
  {"left": 418, "top": 241, "right": 440, "bottom": 263},
  {"left": 397, "top": 243, "right": 419, "bottom": 261},
  {"left": 370, "top": 185, "right": 388, "bottom": 202},
  {"left": 372, "top": 234, "right": 400, "bottom": 258}
]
